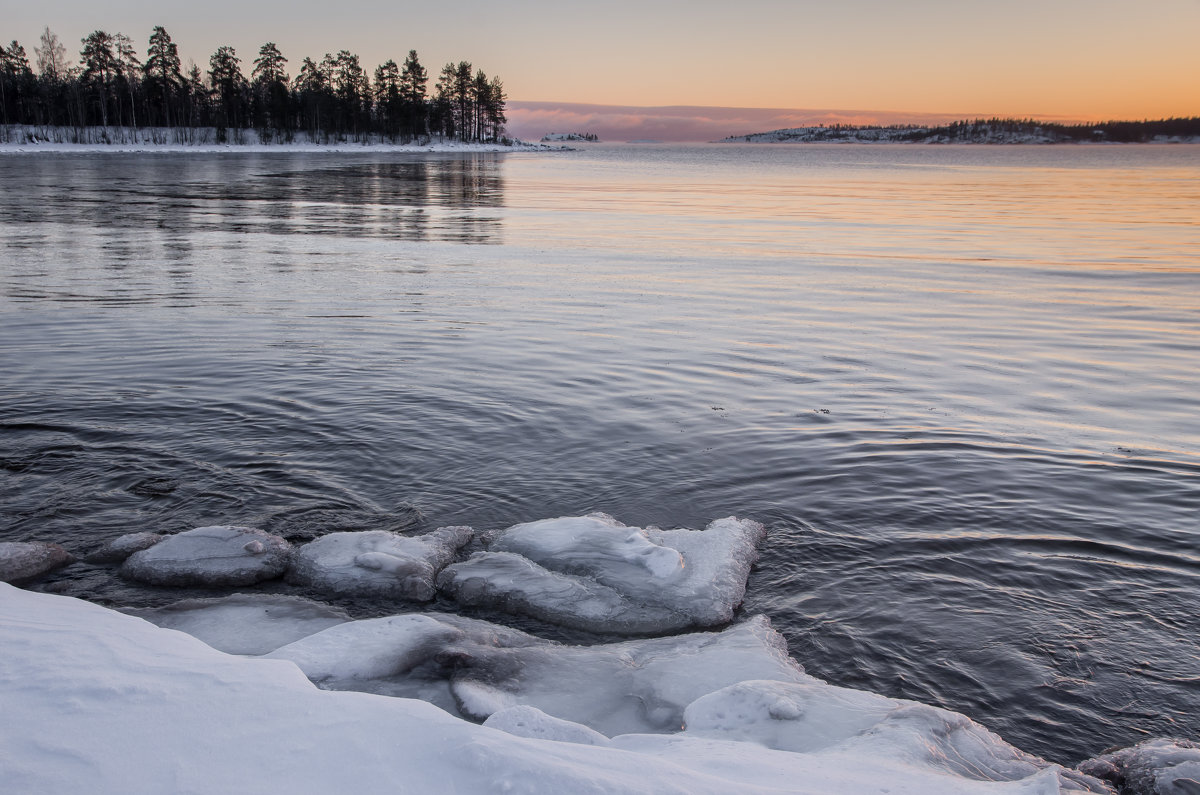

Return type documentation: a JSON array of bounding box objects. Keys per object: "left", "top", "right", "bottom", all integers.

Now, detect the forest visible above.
[{"left": 0, "top": 27, "right": 507, "bottom": 143}]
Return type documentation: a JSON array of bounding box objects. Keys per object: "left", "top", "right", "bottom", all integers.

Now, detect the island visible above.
[{"left": 722, "top": 117, "right": 1200, "bottom": 144}]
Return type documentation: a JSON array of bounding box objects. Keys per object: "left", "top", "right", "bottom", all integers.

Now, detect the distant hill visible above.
[
  {"left": 722, "top": 117, "right": 1200, "bottom": 144},
  {"left": 541, "top": 132, "right": 600, "bottom": 142}
]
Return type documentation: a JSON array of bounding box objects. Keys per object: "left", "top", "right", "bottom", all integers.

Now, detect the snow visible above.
[
  {"left": 0, "top": 541, "right": 74, "bottom": 584},
  {"left": 484, "top": 705, "right": 612, "bottom": 746},
  {"left": 438, "top": 514, "right": 765, "bottom": 633},
  {"left": 0, "top": 126, "right": 556, "bottom": 154},
  {"left": 1, "top": 583, "right": 1116, "bottom": 794},
  {"left": 120, "top": 525, "right": 291, "bottom": 587},
  {"left": 287, "top": 526, "right": 473, "bottom": 600},
  {"left": 84, "top": 532, "right": 164, "bottom": 563}
]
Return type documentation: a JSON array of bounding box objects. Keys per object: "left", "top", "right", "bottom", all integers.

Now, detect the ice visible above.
[
  {"left": 682, "top": 680, "right": 1109, "bottom": 791},
  {"left": 120, "top": 526, "right": 291, "bottom": 587},
  {"left": 262, "top": 608, "right": 810, "bottom": 738},
  {"left": 484, "top": 705, "right": 611, "bottom": 746},
  {"left": 2, "top": 583, "right": 1122, "bottom": 795},
  {"left": 0, "top": 541, "right": 74, "bottom": 584},
  {"left": 436, "top": 550, "right": 687, "bottom": 633},
  {"left": 263, "top": 614, "right": 466, "bottom": 681},
  {"left": 287, "top": 526, "right": 473, "bottom": 600},
  {"left": 1079, "top": 738, "right": 1200, "bottom": 795},
  {"left": 85, "top": 532, "right": 164, "bottom": 564},
  {"left": 123, "top": 594, "right": 350, "bottom": 655},
  {"left": 438, "top": 514, "right": 765, "bottom": 633}
]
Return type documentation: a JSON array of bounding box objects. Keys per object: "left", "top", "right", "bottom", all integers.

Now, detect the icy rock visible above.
[
  {"left": 287, "top": 526, "right": 473, "bottom": 600},
  {"left": 0, "top": 541, "right": 74, "bottom": 584},
  {"left": 120, "top": 526, "right": 291, "bottom": 587},
  {"left": 438, "top": 514, "right": 765, "bottom": 633},
  {"left": 85, "top": 532, "right": 164, "bottom": 564},
  {"left": 123, "top": 594, "right": 350, "bottom": 655},
  {"left": 681, "top": 680, "right": 1109, "bottom": 791},
  {"left": 484, "top": 705, "right": 611, "bottom": 746},
  {"left": 1079, "top": 738, "right": 1200, "bottom": 795}
]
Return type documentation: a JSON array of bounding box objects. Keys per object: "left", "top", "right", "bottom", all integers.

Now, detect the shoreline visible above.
[{"left": 0, "top": 125, "right": 560, "bottom": 154}]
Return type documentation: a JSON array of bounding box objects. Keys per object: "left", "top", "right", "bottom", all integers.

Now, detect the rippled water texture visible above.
[{"left": 2, "top": 144, "right": 1198, "bottom": 764}]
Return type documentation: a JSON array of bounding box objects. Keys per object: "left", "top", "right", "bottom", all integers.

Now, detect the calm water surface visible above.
[{"left": 2, "top": 143, "right": 1198, "bottom": 764}]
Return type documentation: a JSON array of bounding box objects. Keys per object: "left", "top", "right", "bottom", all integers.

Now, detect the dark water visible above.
[{"left": 2, "top": 144, "right": 1198, "bottom": 765}]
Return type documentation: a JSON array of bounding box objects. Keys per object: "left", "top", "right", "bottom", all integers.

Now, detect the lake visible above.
[{"left": 1, "top": 142, "right": 1198, "bottom": 765}]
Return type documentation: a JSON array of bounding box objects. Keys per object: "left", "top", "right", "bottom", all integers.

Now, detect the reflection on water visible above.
[
  {"left": 0, "top": 153, "right": 505, "bottom": 257},
  {"left": 1, "top": 145, "right": 1198, "bottom": 766}
]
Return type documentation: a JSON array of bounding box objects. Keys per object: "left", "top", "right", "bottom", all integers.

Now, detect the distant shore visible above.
[
  {"left": 0, "top": 125, "right": 557, "bottom": 154},
  {"left": 723, "top": 117, "right": 1200, "bottom": 145}
]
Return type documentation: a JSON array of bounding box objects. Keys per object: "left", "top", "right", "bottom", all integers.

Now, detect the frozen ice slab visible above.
[
  {"left": 438, "top": 514, "right": 765, "bottom": 633},
  {"left": 85, "top": 532, "right": 164, "bottom": 564},
  {"left": 120, "top": 526, "right": 291, "bottom": 587},
  {"left": 484, "top": 705, "right": 611, "bottom": 746},
  {"left": 682, "top": 680, "right": 1109, "bottom": 791},
  {"left": 1079, "top": 737, "right": 1200, "bottom": 794},
  {"left": 264, "top": 609, "right": 809, "bottom": 738},
  {"left": 123, "top": 594, "right": 350, "bottom": 655},
  {"left": 287, "top": 526, "right": 473, "bottom": 601},
  {"left": 0, "top": 541, "right": 74, "bottom": 584}
]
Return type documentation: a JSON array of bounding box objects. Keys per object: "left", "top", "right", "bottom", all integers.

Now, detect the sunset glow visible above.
[{"left": 7, "top": 0, "right": 1197, "bottom": 140}]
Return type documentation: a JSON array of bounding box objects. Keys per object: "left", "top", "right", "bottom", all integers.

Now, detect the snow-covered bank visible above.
[
  {"left": 2, "top": 583, "right": 1128, "bottom": 794},
  {"left": 0, "top": 125, "right": 557, "bottom": 154}
]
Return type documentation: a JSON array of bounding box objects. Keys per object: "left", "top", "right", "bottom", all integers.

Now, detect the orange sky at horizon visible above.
[{"left": 7, "top": 0, "right": 1199, "bottom": 124}]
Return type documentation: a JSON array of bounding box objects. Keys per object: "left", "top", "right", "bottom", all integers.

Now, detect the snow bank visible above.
[
  {"left": 1, "top": 583, "right": 1113, "bottom": 794},
  {"left": 287, "top": 526, "right": 473, "bottom": 600},
  {"left": 438, "top": 514, "right": 765, "bottom": 633},
  {"left": 120, "top": 525, "right": 291, "bottom": 587}
]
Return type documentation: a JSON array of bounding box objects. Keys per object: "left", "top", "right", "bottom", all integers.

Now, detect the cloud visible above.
[{"left": 505, "top": 102, "right": 993, "bottom": 142}]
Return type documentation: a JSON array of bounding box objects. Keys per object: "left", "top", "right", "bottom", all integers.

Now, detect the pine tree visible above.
[
  {"left": 144, "top": 26, "right": 182, "bottom": 126},
  {"left": 80, "top": 31, "right": 118, "bottom": 126},
  {"left": 251, "top": 42, "right": 288, "bottom": 135},
  {"left": 208, "top": 45, "right": 246, "bottom": 139}
]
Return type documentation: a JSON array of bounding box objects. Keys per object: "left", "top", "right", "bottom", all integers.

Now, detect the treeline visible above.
[
  {"left": 0, "top": 27, "right": 507, "bottom": 143},
  {"left": 916, "top": 117, "right": 1200, "bottom": 143}
]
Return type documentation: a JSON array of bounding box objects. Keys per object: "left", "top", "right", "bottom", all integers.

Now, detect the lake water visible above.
[{"left": 2, "top": 143, "right": 1198, "bottom": 765}]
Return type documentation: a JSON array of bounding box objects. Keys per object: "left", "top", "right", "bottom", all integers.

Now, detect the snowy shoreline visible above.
[
  {"left": 0, "top": 125, "right": 559, "bottom": 154},
  {"left": 3, "top": 515, "right": 1199, "bottom": 793}
]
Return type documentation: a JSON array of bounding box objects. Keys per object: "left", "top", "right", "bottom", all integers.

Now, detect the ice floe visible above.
[
  {"left": 438, "top": 514, "right": 765, "bottom": 633},
  {"left": 287, "top": 526, "right": 473, "bottom": 600},
  {"left": 120, "top": 525, "right": 291, "bottom": 587},
  {"left": 1, "top": 583, "right": 1118, "bottom": 794},
  {"left": 0, "top": 541, "right": 74, "bottom": 584}
]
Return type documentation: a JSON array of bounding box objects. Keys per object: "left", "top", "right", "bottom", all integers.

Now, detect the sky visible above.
[{"left": 7, "top": 0, "right": 1199, "bottom": 140}]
